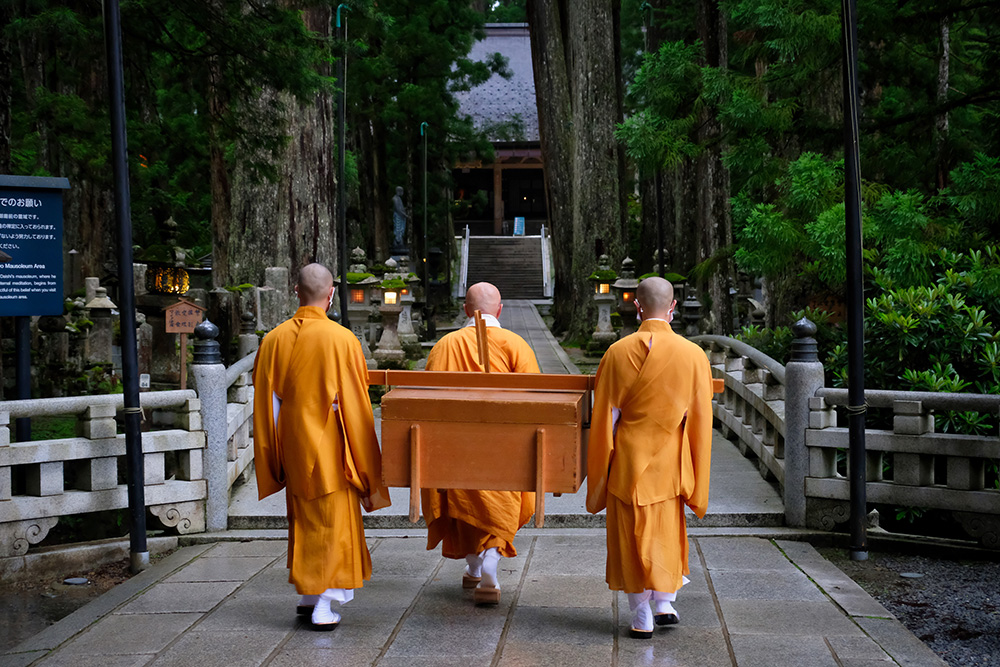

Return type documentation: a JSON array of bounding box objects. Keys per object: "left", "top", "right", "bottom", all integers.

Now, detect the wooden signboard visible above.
[
  {"left": 164, "top": 299, "right": 205, "bottom": 333},
  {"left": 163, "top": 299, "right": 206, "bottom": 390}
]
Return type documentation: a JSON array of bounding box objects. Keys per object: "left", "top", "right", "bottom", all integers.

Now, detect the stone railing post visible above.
[
  {"left": 783, "top": 318, "right": 825, "bottom": 527},
  {"left": 190, "top": 319, "right": 227, "bottom": 532}
]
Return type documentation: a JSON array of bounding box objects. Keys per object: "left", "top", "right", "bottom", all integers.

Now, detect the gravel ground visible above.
[{"left": 819, "top": 547, "right": 1000, "bottom": 666}]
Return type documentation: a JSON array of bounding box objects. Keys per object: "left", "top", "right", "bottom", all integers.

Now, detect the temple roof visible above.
[{"left": 456, "top": 24, "right": 539, "bottom": 144}]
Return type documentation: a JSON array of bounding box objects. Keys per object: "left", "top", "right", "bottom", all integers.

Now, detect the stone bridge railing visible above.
[
  {"left": 693, "top": 320, "right": 1000, "bottom": 548},
  {"left": 0, "top": 321, "right": 256, "bottom": 561}
]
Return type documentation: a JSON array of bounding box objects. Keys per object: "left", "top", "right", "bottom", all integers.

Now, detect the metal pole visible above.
[
  {"left": 656, "top": 172, "right": 664, "bottom": 278},
  {"left": 14, "top": 316, "right": 30, "bottom": 441},
  {"left": 337, "top": 4, "right": 349, "bottom": 328},
  {"left": 840, "top": 0, "right": 868, "bottom": 561},
  {"left": 421, "top": 121, "right": 428, "bottom": 297},
  {"left": 103, "top": 0, "right": 148, "bottom": 572}
]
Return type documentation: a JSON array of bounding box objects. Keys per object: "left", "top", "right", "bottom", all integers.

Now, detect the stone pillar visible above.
[
  {"left": 784, "top": 318, "right": 825, "bottom": 527},
  {"left": 237, "top": 311, "right": 259, "bottom": 359},
  {"left": 136, "top": 312, "right": 153, "bottom": 380},
  {"left": 592, "top": 294, "right": 617, "bottom": 348},
  {"left": 84, "top": 276, "right": 99, "bottom": 305},
  {"left": 133, "top": 263, "right": 148, "bottom": 297},
  {"left": 190, "top": 320, "right": 227, "bottom": 533},
  {"left": 374, "top": 303, "right": 406, "bottom": 367},
  {"left": 398, "top": 287, "right": 420, "bottom": 357}
]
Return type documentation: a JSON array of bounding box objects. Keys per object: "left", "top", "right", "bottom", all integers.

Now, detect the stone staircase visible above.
[{"left": 466, "top": 236, "right": 544, "bottom": 298}]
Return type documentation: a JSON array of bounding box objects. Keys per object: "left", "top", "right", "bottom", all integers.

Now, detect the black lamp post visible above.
[{"left": 840, "top": 0, "right": 868, "bottom": 561}]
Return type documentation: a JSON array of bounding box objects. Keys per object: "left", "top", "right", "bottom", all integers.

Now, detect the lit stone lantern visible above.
[
  {"left": 611, "top": 257, "right": 639, "bottom": 339},
  {"left": 588, "top": 254, "right": 617, "bottom": 350},
  {"left": 374, "top": 259, "right": 406, "bottom": 367},
  {"left": 146, "top": 265, "right": 190, "bottom": 295},
  {"left": 145, "top": 217, "right": 190, "bottom": 295}
]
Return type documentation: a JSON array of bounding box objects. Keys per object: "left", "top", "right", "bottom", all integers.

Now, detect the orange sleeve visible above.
[{"left": 683, "top": 351, "right": 714, "bottom": 517}]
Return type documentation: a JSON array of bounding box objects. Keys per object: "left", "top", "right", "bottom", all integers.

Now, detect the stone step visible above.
[{"left": 228, "top": 510, "right": 785, "bottom": 531}]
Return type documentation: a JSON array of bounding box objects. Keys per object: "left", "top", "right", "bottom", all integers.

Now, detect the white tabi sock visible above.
[
  {"left": 651, "top": 575, "right": 688, "bottom": 617},
  {"left": 299, "top": 594, "right": 319, "bottom": 607},
  {"left": 465, "top": 553, "right": 483, "bottom": 578},
  {"left": 627, "top": 590, "right": 654, "bottom": 632},
  {"left": 479, "top": 547, "right": 500, "bottom": 589},
  {"left": 311, "top": 588, "right": 353, "bottom": 625}
]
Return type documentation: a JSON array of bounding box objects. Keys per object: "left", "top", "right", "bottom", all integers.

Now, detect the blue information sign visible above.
[
  {"left": 513, "top": 216, "right": 525, "bottom": 236},
  {"left": 0, "top": 175, "right": 70, "bottom": 316}
]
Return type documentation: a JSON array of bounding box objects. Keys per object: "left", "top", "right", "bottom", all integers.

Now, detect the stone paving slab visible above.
[{"left": 3, "top": 533, "right": 947, "bottom": 667}]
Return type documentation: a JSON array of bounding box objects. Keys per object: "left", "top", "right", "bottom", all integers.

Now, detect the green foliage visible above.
[
  {"left": 638, "top": 272, "right": 687, "bottom": 282},
  {"left": 894, "top": 506, "right": 926, "bottom": 524},
  {"left": 31, "top": 416, "right": 77, "bottom": 441},
  {"left": 69, "top": 365, "right": 123, "bottom": 396},
  {"left": 8, "top": 1, "right": 346, "bottom": 255},
  {"left": 588, "top": 270, "right": 618, "bottom": 281},
  {"left": 346, "top": 272, "right": 375, "bottom": 283},
  {"left": 224, "top": 283, "right": 255, "bottom": 293},
  {"left": 380, "top": 278, "right": 406, "bottom": 291}
]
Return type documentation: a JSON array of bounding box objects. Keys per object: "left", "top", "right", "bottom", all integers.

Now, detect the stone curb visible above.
[
  {"left": 0, "top": 535, "right": 179, "bottom": 586},
  {"left": 2, "top": 543, "right": 214, "bottom": 662}
]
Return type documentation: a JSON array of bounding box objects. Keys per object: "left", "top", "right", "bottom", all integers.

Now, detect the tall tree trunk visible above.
[
  {"left": 228, "top": 7, "right": 336, "bottom": 286},
  {"left": 0, "top": 1, "right": 11, "bottom": 175},
  {"left": 695, "top": 0, "right": 734, "bottom": 334},
  {"left": 935, "top": 15, "right": 950, "bottom": 190},
  {"left": 528, "top": 0, "right": 574, "bottom": 331},
  {"left": 353, "top": 118, "right": 389, "bottom": 263},
  {"left": 528, "top": 0, "right": 625, "bottom": 340},
  {"left": 208, "top": 52, "right": 231, "bottom": 288}
]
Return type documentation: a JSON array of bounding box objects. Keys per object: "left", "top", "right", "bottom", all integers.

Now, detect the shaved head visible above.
[
  {"left": 296, "top": 263, "right": 334, "bottom": 308},
  {"left": 464, "top": 282, "right": 502, "bottom": 318},
  {"left": 635, "top": 277, "right": 675, "bottom": 321}
]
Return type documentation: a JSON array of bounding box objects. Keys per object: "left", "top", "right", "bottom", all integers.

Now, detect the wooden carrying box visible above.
[{"left": 372, "top": 370, "right": 592, "bottom": 527}]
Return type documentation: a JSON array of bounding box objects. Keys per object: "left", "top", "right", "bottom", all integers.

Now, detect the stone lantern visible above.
[
  {"left": 373, "top": 259, "right": 406, "bottom": 367},
  {"left": 682, "top": 287, "right": 703, "bottom": 337},
  {"left": 85, "top": 286, "right": 117, "bottom": 365},
  {"left": 343, "top": 247, "right": 379, "bottom": 368},
  {"left": 611, "top": 257, "right": 640, "bottom": 338},
  {"left": 589, "top": 254, "right": 617, "bottom": 349}
]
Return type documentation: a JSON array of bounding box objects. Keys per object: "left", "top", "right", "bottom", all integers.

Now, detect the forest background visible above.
[{"left": 1, "top": 0, "right": 1000, "bottom": 414}]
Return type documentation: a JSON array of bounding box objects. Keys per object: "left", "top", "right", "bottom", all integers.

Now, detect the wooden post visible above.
[
  {"left": 474, "top": 310, "right": 491, "bottom": 373},
  {"left": 535, "top": 428, "right": 546, "bottom": 527},
  {"left": 179, "top": 332, "right": 187, "bottom": 390},
  {"left": 409, "top": 423, "right": 421, "bottom": 523}
]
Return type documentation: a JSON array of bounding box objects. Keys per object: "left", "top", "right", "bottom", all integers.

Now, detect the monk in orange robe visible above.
[
  {"left": 253, "top": 263, "right": 390, "bottom": 630},
  {"left": 421, "top": 282, "right": 540, "bottom": 605},
  {"left": 587, "top": 276, "right": 713, "bottom": 639}
]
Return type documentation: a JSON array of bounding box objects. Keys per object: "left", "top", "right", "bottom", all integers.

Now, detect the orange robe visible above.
[
  {"left": 421, "top": 318, "right": 540, "bottom": 559},
  {"left": 586, "top": 319, "right": 713, "bottom": 594},
  {"left": 253, "top": 306, "right": 390, "bottom": 594}
]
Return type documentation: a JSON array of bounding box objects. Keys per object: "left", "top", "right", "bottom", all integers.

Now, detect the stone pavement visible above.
[
  {"left": 0, "top": 300, "right": 948, "bottom": 666},
  {"left": 497, "top": 300, "right": 578, "bottom": 375},
  {"left": 2, "top": 530, "right": 946, "bottom": 667}
]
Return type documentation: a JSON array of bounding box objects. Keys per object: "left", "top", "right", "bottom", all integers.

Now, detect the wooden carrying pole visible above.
[{"left": 474, "top": 309, "right": 490, "bottom": 372}]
